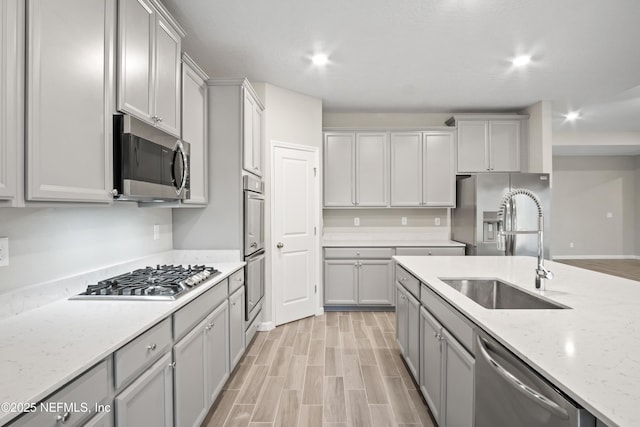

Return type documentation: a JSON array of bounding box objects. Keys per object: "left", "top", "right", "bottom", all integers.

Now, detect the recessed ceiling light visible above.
[
  {"left": 565, "top": 111, "right": 580, "bottom": 121},
  {"left": 512, "top": 55, "right": 531, "bottom": 67},
  {"left": 311, "top": 54, "right": 329, "bottom": 66}
]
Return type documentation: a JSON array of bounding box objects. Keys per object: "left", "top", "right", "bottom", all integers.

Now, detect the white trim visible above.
[
  {"left": 552, "top": 255, "right": 640, "bottom": 260},
  {"left": 315, "top": 307, "right": 325, "bottom": 316},
  {"left": 258, "top": 321, "right": 275, "bottom": 332},
  {"left": 270, "top": 140, "right": 321, "bottom": 325}
]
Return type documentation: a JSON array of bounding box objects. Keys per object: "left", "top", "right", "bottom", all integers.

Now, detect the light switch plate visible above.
[
  {"left": 401, "top": 217, "right": 407, "bottom": 225},
  {"left": 0, "top": 237, "right": 9, "bottom": 267}
]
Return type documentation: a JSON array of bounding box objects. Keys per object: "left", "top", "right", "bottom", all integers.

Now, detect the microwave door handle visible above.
[{"left": 173, "top": 141, "right": 188, "bottom": 195}]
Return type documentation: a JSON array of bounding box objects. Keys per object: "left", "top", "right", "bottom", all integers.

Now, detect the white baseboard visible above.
[
  {"left": 258, "top": 321, "right": 275, "bottom": 331},
  {"left": 553, "top": 255, "right": 640, "bottom": 260}
]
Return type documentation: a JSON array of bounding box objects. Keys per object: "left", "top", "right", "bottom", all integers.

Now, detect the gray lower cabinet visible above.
[
  {"left": 229, "top": 286, "right": 245, "bottom": 369},
  {"left": 419, "top": 301, "right": 474, "bottom": 427},
  {"left": 206, "top": 300, "right": 230, "bottom": 404},
  {"left": 324, "top": 260, "right": 358, "bottom": 305},
  {"left": 395, "top": 283, "right": 419, "bottom": 379},
  {"left": 324, "top": 248, "right": 394, "bottom": 307},
  {"left": 174, "top": 316, "right": 209, "bottom": 427},
  {"left": 115, "top": 352, "right": 174, "bottom": 427}
]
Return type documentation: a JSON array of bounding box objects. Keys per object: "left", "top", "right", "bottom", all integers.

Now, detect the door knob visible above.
[{"left": 277, "top": 242, "right": 284, "bottom": 249}]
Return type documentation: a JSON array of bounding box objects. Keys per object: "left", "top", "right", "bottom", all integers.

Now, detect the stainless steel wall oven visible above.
[{"left": 243, "top": 175, "right": 265, "bottom": 323}]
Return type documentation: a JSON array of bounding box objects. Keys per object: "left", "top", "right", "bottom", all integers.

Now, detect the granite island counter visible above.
[{"left": 394, "top": 255, "right": 640, "bottom": 427}]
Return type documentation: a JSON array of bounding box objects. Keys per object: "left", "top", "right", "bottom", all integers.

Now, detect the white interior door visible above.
[{"left": 273, "top": 143, "right": 318, "bottom": 325}]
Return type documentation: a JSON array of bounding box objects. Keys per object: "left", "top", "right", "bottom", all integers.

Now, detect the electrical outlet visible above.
[
  {"left": 354, "top": 217, "right": 360, "bottom": 226},
  {"left": 401, "top": 217, "right": 407, "bottom": 226},
  {"left": 606, "top": 212, "right": 613, "bottom": 218},
  {"left": 435, "top": 217, "right": 441, "bottom": 226},
  {"left": 0, "top": 237, "right": 9, "bottom": 267},
  {"left": 569, "top": 242, "right": 574, "bottom": 248},
  {"left": 153, "top": 225, "right": 160, "bottom": 240}
]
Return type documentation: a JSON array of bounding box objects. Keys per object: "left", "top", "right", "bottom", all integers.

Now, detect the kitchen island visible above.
[{"left": 394, "top": 255, "right": 640, "bottom": 427}]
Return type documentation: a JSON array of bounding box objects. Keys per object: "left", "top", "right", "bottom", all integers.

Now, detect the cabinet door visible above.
[
  {"left": 118, "top": 0, "right": 154, "bottom": 123},
  {"left": 0, "top": 0, "right": 21, "bottom": 202},
  {"left": 174, "top": 316, "right": 208, "bottom": 427},
  {"left": 420, "top": 307, "right": 443, "bottom": 425},
  {"left": 206, "top": 301, "right": 229, "bottom": 404},
  {"left": 251, "top": 104, "right": 263, "bottom": 176},
  {"left": 356, "top": 133, "right": 388, "bottom": 206},
  {"left": 442, "top": 329, "right": 474, "bottom": 427},
  {"left": 181, "top": 60, "right": 208, "bottom": 205},
  {"left": 489, "top": 120, "right": 520, "bottom": 172},
  {"left": 395, "top": 284, "right": 407, "bottom": 355},
  {"left": 457, "top": 120, "right": 489, "bottom": 172},
  {"left": 154, "top": 16, "right": 181, "bottom": 137},
  {"left": 324, "top": 133, "right": 355, "bottom": 206},
  {"left": 390, "top": 132, "right": 422, "bottom": 206},
  {"left": 358, "top": 260, "right": 393, "bottom": 305},
  {"left": 83, "top": 410, "right": 113, "bottom": 427},
  {"left": 242, "top": 90, "right": 255, "bottom": 173},
  {"left": 423, "top": 132, "right": 455, "bottom": 207},
  {"left": 406, "top": 290, "right": 420, "bottom": 380},
  {"left": 324, "top": 260, "right": 358, "bottom": 305},
  {"left": 229, "top": 286, "right": 246, "bottom": 369},
  {"left": 115, "top": 352, "right": 173, "bottom": 427},
  {"left": 26, "top": 0, "right": 114, "bottom": 202}
]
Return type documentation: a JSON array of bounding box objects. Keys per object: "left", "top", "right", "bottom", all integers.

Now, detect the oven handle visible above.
[{"left": 477, "top": 336, "right": 569, "bottom": 420}]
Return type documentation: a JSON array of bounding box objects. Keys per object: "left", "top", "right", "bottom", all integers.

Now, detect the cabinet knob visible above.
[
  {"left": 110, "top": 189, "right": 118, "bottom": 197},
  {"left": 147, "top": 343, "right": 157, "bottom": 351},
  {"left": 169, "top": 362, "right": 176, "bottom": 369},
  {"left": 236, "top": 277, "right": 243, "bottom": 281},
  {"left": 56, "top": 411, "right": 71, "bottom": 424},
  {"left": 157, "top": 117, "right": 163, "bottom": 122}
]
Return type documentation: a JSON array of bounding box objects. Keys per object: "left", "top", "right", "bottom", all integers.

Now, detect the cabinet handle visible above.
[
  {"left": 232, "top": 302, "right": 236, "bottom": 306},
  {"left": 110, "top": 189, "right": 118, "bottom": 197},
  {"left": 147, "top": 343, "right": 157, "bottom": 351},
  {"left": 236, "top": 277, "right": 243, "bottom": 281},
  {"left": 157, "top": 117, "right": 163, "bottom": 122},
  {"left": 428, "top": 251, "right": 432, "bottom": 256},
  {"left": 152, "top": 115, "right": 158, "bottom": 121},
  {"left": 169, "top": 362, "right": 176, "bottom": 369},
  {"left": 56, "top": 411, "right": 71, "bottom": 424}
]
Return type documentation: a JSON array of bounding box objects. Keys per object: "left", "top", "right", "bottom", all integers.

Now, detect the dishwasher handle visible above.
[{"left": 477, "top": 336, "right": 569, "bottom": 420}]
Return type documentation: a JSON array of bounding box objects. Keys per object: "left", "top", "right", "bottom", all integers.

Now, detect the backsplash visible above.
[
  {"left": 323, "top": 208, "right": 450, "bottom": 229},
  {"left": 0, "top": 204, "right": 173, "bottom": 295}
]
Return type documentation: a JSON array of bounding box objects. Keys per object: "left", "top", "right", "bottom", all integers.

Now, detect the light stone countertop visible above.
[
  {"left": 394, "top": 255, "right": 640, "bottom": 427},
  {"left": 0, "top": 260, "right": 244, "bottom": 426}
]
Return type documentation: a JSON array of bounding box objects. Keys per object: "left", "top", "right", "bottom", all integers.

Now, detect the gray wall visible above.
[
  {"left": 552, "top": 156, "right": 637, "bottom": 257},
  {"left": 0, "top": 205, "right": 173, "bottom": 294}
]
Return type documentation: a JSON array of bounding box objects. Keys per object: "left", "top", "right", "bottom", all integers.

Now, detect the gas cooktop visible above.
[{"left": 71, "top": 264, "right": 221, "bottom": 301}]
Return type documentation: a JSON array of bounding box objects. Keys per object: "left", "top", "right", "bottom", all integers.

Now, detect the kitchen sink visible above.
[{"left": 439, "top": 278, "right": 568, "bottom": 310}]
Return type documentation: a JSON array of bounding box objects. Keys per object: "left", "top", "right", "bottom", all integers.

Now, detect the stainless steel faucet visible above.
[{"left": 497, "top": 189, "right": 553, "bottom": 290}]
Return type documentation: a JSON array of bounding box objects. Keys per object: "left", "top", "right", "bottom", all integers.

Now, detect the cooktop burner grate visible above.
[{"left": 71, "top": 264, "right": 220, "bottom": 301}]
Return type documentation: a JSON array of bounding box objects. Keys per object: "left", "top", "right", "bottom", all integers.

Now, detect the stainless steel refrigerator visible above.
[{"left": 451, "top": 173, "right": 551, "bottom": 258}]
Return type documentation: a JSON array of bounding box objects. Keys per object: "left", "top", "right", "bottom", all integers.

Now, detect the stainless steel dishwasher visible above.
[{"left": 475, "top": 331, "right": 595, "bottom": 427}]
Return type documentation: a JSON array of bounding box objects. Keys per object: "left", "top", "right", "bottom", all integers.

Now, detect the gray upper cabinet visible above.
[
  {"left": 456, "top": 118, "right": 522, "bottom": 173},
  {"left": 118, "top": 0, "right": 183, "bottom": 138},
  {"left": 0, "top": 0, "right": 22, "bottom": 205},
  {"left": 356, "top": 133, "right": 388, "bottom": 206},
  {"left": 181, "top": 55, "right": 208, "bottom": 205},
  {"left": 390, "top": 131, "right": 455, "bottom": 207},
  {"left": 324, "top": 132, "right": 355, "bottom": 206},
  {"left": 243, "top": 87, "right": 264, "bottom": 177},
  {"left": 26, "top": 0, "right": 115, "bottom": 203},
  {"left": 323, "top": 132, "right": 388, "bottom": 207},
  {"left": 390, "top": 132, "right": 422, "bottom": 206}
]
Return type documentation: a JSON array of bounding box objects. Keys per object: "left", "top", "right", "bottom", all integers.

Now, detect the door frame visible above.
[{"left": 270, "top": 140, "right": 322, "bottom": 327}]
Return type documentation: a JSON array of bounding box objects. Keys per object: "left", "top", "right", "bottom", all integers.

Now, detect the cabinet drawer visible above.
[
  {"left": 174, "top": 279, "right": 228, "bottom": 340},
  {"left": 420, "top": 284, "right": 474, "bottom": 353},
  {"left": 229, "top": 268, "right": 245, "bottom": 294},
  {"left": 114, "top": 317, "right": 172, "bottom": 390},
  {"left": 324, "top": 247, "right": 394, "bottom": 259},
  {"left": 395, "top": 247, "right": 464, "bottom": 256},
  {"left": 395, "top": 264, "right": 419, "bottom": 298},
  {"left": 245, "top": 309, "right": 262, "bottom": 345},
  {"left": 12, "top": 361, "right": 109, "bottom": 427}
]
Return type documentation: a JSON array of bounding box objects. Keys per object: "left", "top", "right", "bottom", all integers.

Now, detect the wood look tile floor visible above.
[{"left": 202, "top": 312, "right": 436, "bottom": 427}]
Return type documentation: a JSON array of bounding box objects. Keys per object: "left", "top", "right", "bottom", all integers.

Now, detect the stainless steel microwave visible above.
[{"left": 112, "top": 114, "right": 190, "bottom": 202}]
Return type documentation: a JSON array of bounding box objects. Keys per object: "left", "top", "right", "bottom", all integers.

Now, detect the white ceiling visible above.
[{"left": 162, "top": 0, "right": 640, "bottom": 132}]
